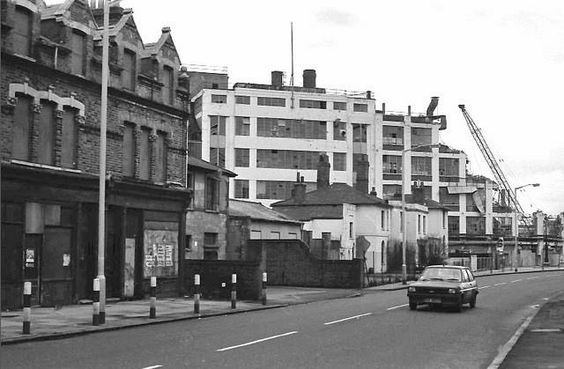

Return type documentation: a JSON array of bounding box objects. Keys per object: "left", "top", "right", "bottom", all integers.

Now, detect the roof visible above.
[
  {"left": 188, "top": 156, "right": 237, "bottom": 177},
  {"left": 405, "top": 196, "right": 450, "bottom": 211},
  {"left": 228, "top": 200, "right": 302, "bottom": 224},
  {"left": 271, "top": 183, "right": 390, "bottom": 207}
]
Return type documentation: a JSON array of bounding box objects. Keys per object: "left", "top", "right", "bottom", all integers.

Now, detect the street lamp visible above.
[
  {"left": 513, "top": 183, "right": 540, "bottom": 272},
  {"left": 401, "top": 143, "right": 440, "bottom": 284}
]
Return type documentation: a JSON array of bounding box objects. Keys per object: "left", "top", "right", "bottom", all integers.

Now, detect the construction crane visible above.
[{"left": 458, "top": 105, "right": 527, "bottom": 220}]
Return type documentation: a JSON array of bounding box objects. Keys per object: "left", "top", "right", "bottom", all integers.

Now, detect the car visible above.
[{"left": 407, "top": 265, "right": 478, "bottom": 312}]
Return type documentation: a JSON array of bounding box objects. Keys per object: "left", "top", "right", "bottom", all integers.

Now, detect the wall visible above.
[{"left": 250, "top": 240, "right": 363, "bottom": 288}]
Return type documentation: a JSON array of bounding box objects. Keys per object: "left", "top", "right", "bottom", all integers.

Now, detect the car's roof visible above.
[{"left": 425, "top": 265, "right": 468, "bottom": 270}]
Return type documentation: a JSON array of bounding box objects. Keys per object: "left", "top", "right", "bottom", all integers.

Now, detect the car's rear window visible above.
[{"left": 420, "top": 268, "right": 462, "bottom": 281}]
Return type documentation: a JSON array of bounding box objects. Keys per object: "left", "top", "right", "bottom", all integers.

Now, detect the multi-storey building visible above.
[{"left": 0, "top": 0, "right": 226, "bottom": 308}]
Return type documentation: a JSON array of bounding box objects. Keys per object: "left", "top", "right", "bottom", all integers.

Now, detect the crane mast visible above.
[{"left": 458, "top": 105, "right": 526, "bottom": 217}]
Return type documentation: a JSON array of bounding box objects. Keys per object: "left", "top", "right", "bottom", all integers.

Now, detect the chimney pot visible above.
[{"left": 303, "top": 69, "right": 317, "bottom": 88}]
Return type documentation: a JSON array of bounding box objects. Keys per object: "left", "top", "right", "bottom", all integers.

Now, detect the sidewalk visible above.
[{"left": 1, "top": 266, "right": 562, "bottom": 348}]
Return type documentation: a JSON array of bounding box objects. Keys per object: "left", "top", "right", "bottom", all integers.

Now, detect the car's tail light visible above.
[{"left": 408, "top": 286, "right": 416, "bottom": 292}]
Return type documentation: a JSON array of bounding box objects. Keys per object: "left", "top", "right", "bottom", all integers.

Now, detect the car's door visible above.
[
  {"left": 460, "top": 269, "right": 470, "bottom": 302},
  {"left": 462, "top": 269, "right": 476, "bottom": 302},
  {"left": 466, "top": 269, "right": 477, "bottom": 295}
]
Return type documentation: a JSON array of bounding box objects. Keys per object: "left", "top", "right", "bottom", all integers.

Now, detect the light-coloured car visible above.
[{"left": 407, "top": 265, "right": 478, "bottom": 312}]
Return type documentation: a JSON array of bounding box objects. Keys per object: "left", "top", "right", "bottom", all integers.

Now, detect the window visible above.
[
  {"left": 205, "top": 177, "right": 219, "bottom": 211},
  {"left": 443, "top": 211, "right": 447, "bottom": 229},
  {"left": 349, "top": 222, "right": 354, "bottom": 239},
  {"left": 234, "top": 179, "right": 249, "bottom": 198},
  {"left": 185, "top": 235, "right": 192, "bottom": 254},
  {"left": 411, "top": 127, "right": 432, "bottom": 147},
  {"left": 257, "top": 117, "right": 326, "bottom": 139},
  {"left": 203, "top": 233, "right": 218, "bottom": 260},
  {"left": 381, "top": 210, "right": 385, "bottom": 230},
  {"left": 333, "top": 153, "right": 346, "bottom": 171},
  {"left": 162, "top": 66, "right": 174, "bottom": 105},
  {"left": 13, "top": 6, "right": 33, "bottom": 57},
  {"left": 123, "top": 49, "right": 136, "bottom": 90},
  {"left": 210, "top": 115, "right": 226, "bottom": 135},
  {"left": 383, "top": 155, "right": 402, "bottom": 174},
  {"left": 467, "top": 216, "right": 485, "bottom": 235},
  {"left": 352, "top": 124, "right": 367, "bottom": 142},
  {"left": 411, "top": 156, "right": 432, "bottom": 176},
  {"left": 122, "top": 123, "right": 135, "bottom": 177},
  {"left": 235, "top": 148, "right": 249, "bottom": 167},
  {"left": 211, "top": 94, "right": 227, "bottom": 103},
  {"left": 139, "top": 127, "right": 151, "bottom": 180},
  {"left": 235, "top": 95, "right": 250, "bottom": 104},
  {"left": 270, "top": 231, "right": 281, "bottom": 239},
  {"left": 333, "top": 101, "right": 346, "bottom": 111},
  {"left": 257, "top": 97, "right": 285, "bottom": 107},
  {"left": 383, "top": 125, "right": 404, "bottom": 146},
  {"left": 423, "top": 215, "right": 427, "bottom": 234},
  {"left": 209, "top": 147, "right": 225, "bottom": 167},
  {"left": 153, "top": 131, "right": 167, "bottom": 183},
  {"left": 418, "top": 215, "right": 422, "bottom": 234},
  {"left": 299, "top": 99, "right": 326, "bottom": 109},
  {"left": 448, "top": 216, "right": 460, "bottom": 235},
  {"left": 235, "top": 116, "right": 250, "bottom": 136},
  {"left": 439, "top": 187, "right": 460, "bottom": 210},
  {"left": 38, "top": 101, "right": 56, "bottom": 165},
  {"left": 71, "top": 31, "right": 86, "bottom": 75},
  {"left": 61, "top": 108, "right": 77, "bottom": 168},
  {"left": 12, "top": 94, "right": 33, "bottom": 161},
  {"left": 250, "top": 230, "right": 262, "bottom": 239},
  {"left": 353, "top": 103, "right": 368, "bottom": 112},
  {"left": 400, "top": 212, "right": 404, "bottom": 232},
  {"left": 333, "top": 120, "right": 346, "bottom": 141},
  {"left": 256, "top": 180, "right": 316, "bottom": 200},
  {"left": 288, "top": 232, "right": 298, "bottom": 239},
  {"left": 383, "top": 185, "right": 402, "bottom": 200},
  {"left": 439, "top": 158, "right": 460, "bottom": 181},
  {"left": 256, "top": 149, "right": 321, "bottom": 169}
]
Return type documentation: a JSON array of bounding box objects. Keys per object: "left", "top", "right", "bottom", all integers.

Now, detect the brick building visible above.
[{"left": 0, "top": 0, "right": 193, "bottom": 309}]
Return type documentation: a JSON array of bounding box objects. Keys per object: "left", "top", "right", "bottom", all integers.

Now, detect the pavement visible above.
[{"left": 1, "top": 266, "right": 563, "bottom": 368}]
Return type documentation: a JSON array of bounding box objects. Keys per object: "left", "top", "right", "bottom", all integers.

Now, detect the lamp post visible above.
[
  {"left": 401, "top": 143, "right": 439, "bottom": 284},
  {"left": 513, "top": 183, "right": 540, "bottom": 272}
]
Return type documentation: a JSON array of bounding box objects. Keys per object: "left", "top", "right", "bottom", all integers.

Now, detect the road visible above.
[{"left": 2, "top": 271, "right": 563, "bottom": 369}]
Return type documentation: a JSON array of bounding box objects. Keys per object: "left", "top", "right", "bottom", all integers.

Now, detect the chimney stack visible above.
[
  {"left": 316, "top": 154, "right": 331, "bottom": 190},
  {"left": 412, "top": 180, "right": 425, "bottom": 204},
  {"left": 292, "top": 172, "right": 307, "bottom": 204},
  {"left": 426, "top": 96, "right": 439, "bottom": 116},
  {"left": 271, "top": 71, "right": 283, "bottom": 87},
  {"left": 303, "top": 69, "right": 316, "bottom": 88}
]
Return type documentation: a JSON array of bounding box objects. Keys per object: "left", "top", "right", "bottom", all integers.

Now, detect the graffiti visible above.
[{"left": 143, "top": 229, "right": 177, "bottom": 278}]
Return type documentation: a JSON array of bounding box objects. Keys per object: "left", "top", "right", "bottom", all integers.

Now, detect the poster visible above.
[{"left": 143, "top": 229, "right": 178, "bottom": 278}]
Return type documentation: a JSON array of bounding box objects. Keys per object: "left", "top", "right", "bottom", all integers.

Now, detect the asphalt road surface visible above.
[{"left": 3, "top": 271, "right": 563, "bottom": 369}]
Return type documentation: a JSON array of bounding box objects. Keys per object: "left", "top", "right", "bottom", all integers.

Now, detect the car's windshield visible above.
[{"left": 419, "top": 268, "right": 462, "bottom": 281}]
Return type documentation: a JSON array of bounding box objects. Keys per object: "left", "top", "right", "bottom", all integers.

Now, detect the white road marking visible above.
[
  {"left": 494, "top": 282, "right": 507, "bottom": 286},
  {"left": 142, "top": 366, "right": 163, "bottom": 369},
  {"left": 510, "top": 279, "right": 522, "bottom": 283},
  {"left": 217, "top": 331, "right": 298, "bottom": 352},
  {"left": 530, "top": 328, "right": 561, "bottom": 333},
  {"left": 324, "top": 313, "right": 372, "bottom": 325},
  {"left": 527, "top": 276, "right": 539, "bottom": 280},
  {"left": 478, "top": 285, "right": 491, "bottom": 290},
  {"left": 387, "top": 304, "right": 409, "bottom": 311},
  {"left": 487, "top": 306, "right": 541, "bottom": 369}
]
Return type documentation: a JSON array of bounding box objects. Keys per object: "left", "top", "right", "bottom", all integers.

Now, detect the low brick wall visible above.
[
  {"left": 249, "top": 240, "right": 363, "bottom": 289},
  {"left": 183, "top": 260, "right": 263, "bottom": 300}
]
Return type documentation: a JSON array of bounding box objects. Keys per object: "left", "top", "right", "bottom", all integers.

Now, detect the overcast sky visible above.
[{"left": 47, "top": 0, "right": 564, "bottom": 215}]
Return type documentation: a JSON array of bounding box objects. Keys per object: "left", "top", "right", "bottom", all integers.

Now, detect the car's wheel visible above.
[
  {"left": 469, "top": 293, "right": 477, "bottom": 308},
  {"left": 409, "top": 299, "right": 417, "bottom": 310}
]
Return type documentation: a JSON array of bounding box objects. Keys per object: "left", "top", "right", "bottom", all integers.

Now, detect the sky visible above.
[{"left": 48, "top": 0, "right": 564, "bottom": 215}]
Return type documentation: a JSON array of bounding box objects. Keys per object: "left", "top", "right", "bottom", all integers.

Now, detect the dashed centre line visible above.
[
  {"left": 527, "top": 276, "right": 539, "bottom": 280},
  {"left": 217, "top": 331, "right": 298, "bottom": 352},
  {"left": 495, "top": 282, "right": 507, "bottom": 286},
  {"left": 142, "top": 366, "right": 163, "bottom": 369},
  {"left": 324, "top": 313, "right": 372, "bottom": 325},
  {"left": 479, "top": 285, "right": 491, "bottom": 290},
  {"left": 387, "top": 304, "right": 409, "bottom": 311},
  {"left": 510, "top": 279, "right": 522, "bottom": 283}
]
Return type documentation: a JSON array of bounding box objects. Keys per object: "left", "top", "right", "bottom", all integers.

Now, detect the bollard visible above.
[
  {"left": 149, "top": 276, "right": 157, "bottom": 318},
  {"left": 231, "top": 274, "right": 237, "bottom": 309},
  {"left": 194, "top": 274, "right": 200, "bottom": 314},
  {"left": 262, "top": 272, "right": 267, "bottom": 305},
  {"left": 92, "top": 278, "right": 100, "bottom": 326},
  {"left": 23, "top": 282, "right": 32, "bottom": 334}
]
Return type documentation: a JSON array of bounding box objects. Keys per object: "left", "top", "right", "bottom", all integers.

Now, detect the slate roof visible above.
[
  {"left": 188, "top": 157, "right": 236, "bottom": 177},
  {"left": 271, "top": 183, "right": 390, "bottom": 207},
  {"left": 228, "top": 200, "right": 302, "bottom": 224}
]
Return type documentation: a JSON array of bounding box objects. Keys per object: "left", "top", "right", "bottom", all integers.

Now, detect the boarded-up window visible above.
[
  {"left": 13, "top": 6, "right": 32, "bottom": 57},
  {"left": 153, "top": 131, "right": 167, "bottom": 183},
  {"left": 122, "top": 123, "right": 135, "bottom": 177},
  {"left": 71, "top": 31, "right": 86, "bottom": 75},
  {"left": 61, "top": 109, "right": 77, "bottom": 168},
  {"left": 205, "top": 177, "right": 219, "bottom": 211},
  {"left": 162, "top": 66, "right": 174, "bottom": 105},
  {"left": 12, "top": 95, "right": 32, "bottom": 160},
  {"left": 38, "top": 102, "right": 55, "bottom": 165},
  {"left": 123, "top": 49, "right": 136, "bottom": 90},
  {"left": 139, "top": 128, "right": 151, "bottom": 180}
]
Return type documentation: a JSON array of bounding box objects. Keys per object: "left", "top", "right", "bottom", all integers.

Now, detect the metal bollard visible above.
[
  {"left": 149, "top": 276, "right": 157, "bottom": 318},
  {"left": 194, "top": 274, "right": 200, "bottom": 314},
  {"left": 262, "top": 272, "right": 267, "bottom": 305},
  {"left": 92, "top": 278, "right": 100, "bottom": 326},
  {"left": 23, "top": 282, "right": 32, "bottom": 334},
  {"left": 231, "top": 274, "right": 237, "bottom": 309}
]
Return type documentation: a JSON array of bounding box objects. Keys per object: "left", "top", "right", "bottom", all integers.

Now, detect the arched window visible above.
[{"left": 12, "top": 94, "right": 33, "bottom": 160}]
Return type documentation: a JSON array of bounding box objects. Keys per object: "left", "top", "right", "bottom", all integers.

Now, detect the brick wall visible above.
[
  {"left": 183, "top": 260, "right": 264, "bottom": 300},
  {"left": 249, "top": 240, "right": 364, "bottom": 288}
]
